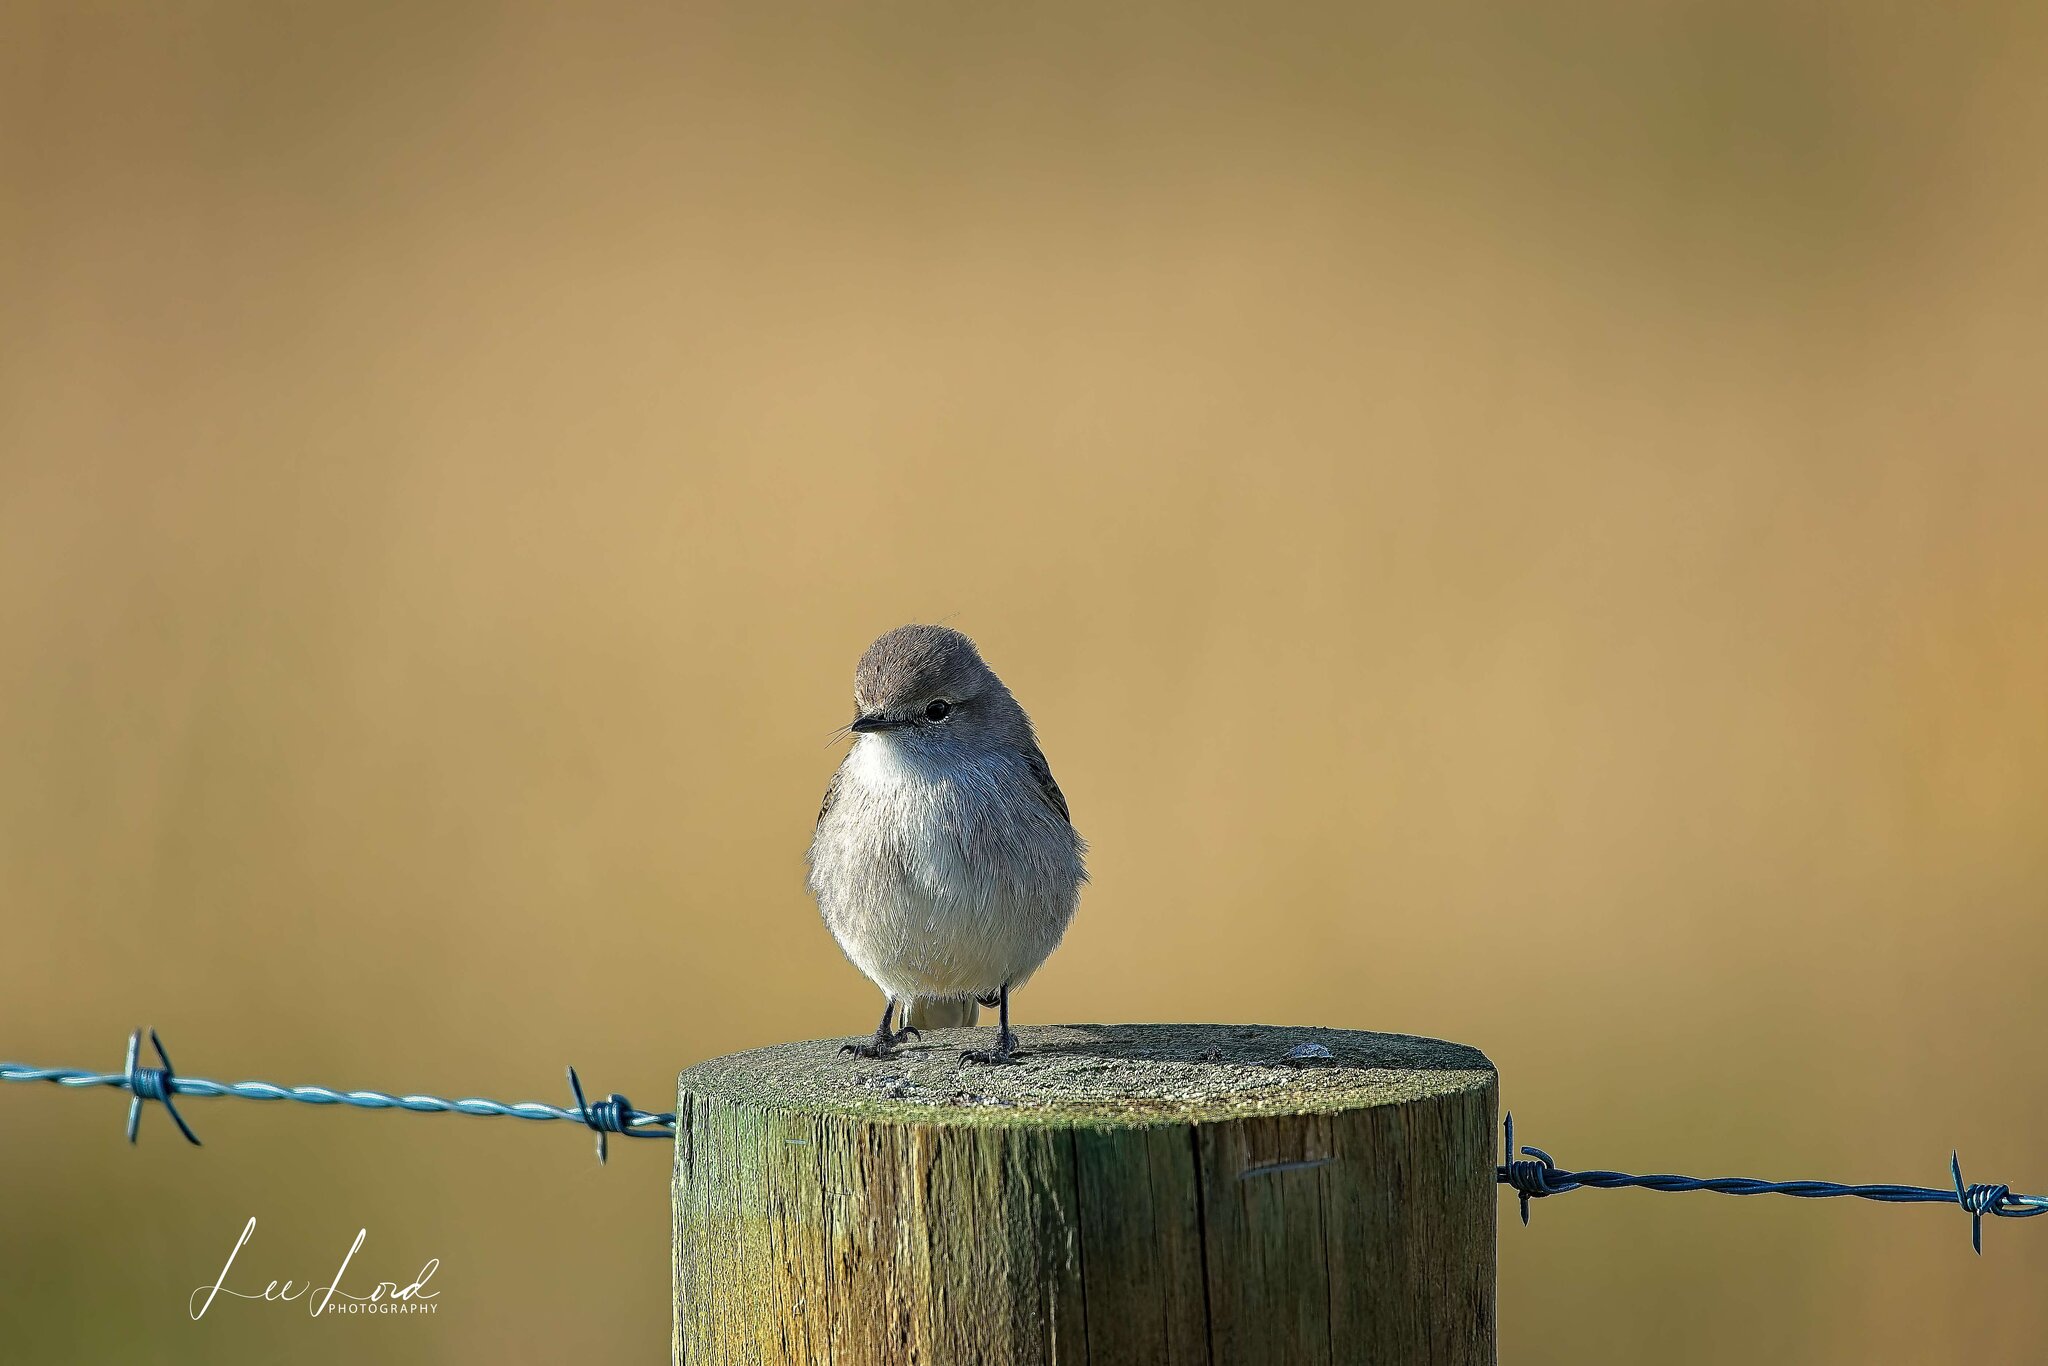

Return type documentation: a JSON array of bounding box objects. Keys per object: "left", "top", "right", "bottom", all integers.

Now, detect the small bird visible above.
[{"left": 808, "top": 625, "right": 1086, "bottom": 1064}]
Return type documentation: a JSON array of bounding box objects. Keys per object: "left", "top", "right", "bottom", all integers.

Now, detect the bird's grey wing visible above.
[
  {"left": 1023, "top": 744, "right": 1071, "bottom": 824},
  {"left": 815, "top": 767, "right": 842, "bottom": 830}
]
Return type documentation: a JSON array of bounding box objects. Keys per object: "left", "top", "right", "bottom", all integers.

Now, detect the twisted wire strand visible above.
[
  {"left": 0, "top": 1029, "right": 674, "bottom": 1162},
  {"left": 1497, "top": 1113, "right": 2048, "bottom": 1252},
  {"left": 1, "top": 1063, "right": 678, "bottom": 1126}
]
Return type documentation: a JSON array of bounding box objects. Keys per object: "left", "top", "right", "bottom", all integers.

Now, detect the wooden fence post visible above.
[{"left": 674, "top": 1023, "right": 1497, "bottom": 1365}]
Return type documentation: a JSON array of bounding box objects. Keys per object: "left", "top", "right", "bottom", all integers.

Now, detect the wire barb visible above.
[
  {"left": 1498, "top": 1113, "right": 1570, "bottom": 1225},
  {"left": 124, "top": 1028, "right": 200, "bottom": 1147},
  {"left": 565, "top": 1066, "right": 667, "bottom": 1165},
  {"left": 1949, "top": 1153, "right": 2048, "bottom": 1253}
]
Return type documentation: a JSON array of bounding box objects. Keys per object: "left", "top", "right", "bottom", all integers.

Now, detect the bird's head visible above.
[{"left": 847, "top": 624, "right": 1028, "bottom": 751}]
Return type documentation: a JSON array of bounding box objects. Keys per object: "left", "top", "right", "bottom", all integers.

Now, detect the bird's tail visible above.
[{"left": 902, "top": 997, "right": 979, "bottom": 1030}]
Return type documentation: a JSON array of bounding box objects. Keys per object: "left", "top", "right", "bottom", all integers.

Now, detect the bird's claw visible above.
[
  {"left": 841, "top": 1039, "right": 898, "bottom": 1060},
  {"left": 960, "top": 1024, "right": 1019, "bottom": 1066},
  {"left": 842, "top": 1020, "right": 927, "bottom": 1062}
]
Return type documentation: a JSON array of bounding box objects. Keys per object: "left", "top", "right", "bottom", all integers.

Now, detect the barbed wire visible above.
[
  {"left": 0, "top": 1028, "right": 673, "bottom": 1164},
  {"left": 1497, "top": 1113, "right": 2048, "bottom": 1253},
  {"left": 4, "top": 1029, "right": 2044, "bottom": 1253}
]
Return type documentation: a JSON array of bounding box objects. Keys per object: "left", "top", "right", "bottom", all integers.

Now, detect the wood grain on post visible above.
[{"left": 674, "top": 1023, "right": 1497, "bottom": 1366}]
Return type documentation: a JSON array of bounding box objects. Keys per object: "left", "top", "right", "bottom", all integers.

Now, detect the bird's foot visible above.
[
  {"left": 960, "top": 1029, "right": 1019, "bottom": 1066},
  {"left": 841, "top": 1035, "right": 896, "bottom": 1060},
  {"left": 841, "top": 1026, "right": 922, "bottom": 1060}
]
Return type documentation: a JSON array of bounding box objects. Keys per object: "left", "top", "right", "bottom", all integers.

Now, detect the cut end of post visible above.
[{"left": 678, "top": 1022, "right": 1493, "bottom": 1127}]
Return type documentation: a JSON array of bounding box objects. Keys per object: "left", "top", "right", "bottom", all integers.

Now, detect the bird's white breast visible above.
[
  {"left": 840, "top": 729, "right": 939, "bottom": 808},
  {"left": 809, "top": 734, "right": 1078, "bottom": 1002}
]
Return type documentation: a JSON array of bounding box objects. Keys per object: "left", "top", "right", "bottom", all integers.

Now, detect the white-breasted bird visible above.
[{"left": 808, "top": 625, "right": 1086, "bottom": 1064}]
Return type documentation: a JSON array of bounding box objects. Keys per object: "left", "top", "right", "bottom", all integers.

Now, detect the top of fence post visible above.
[{"left": 672, "top": 1021, "right": 1500, "bottom": 1366}]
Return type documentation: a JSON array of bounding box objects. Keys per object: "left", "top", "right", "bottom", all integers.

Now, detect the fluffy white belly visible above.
[{"left": 809, "top": 736, "right": 1077, "bottom": 1002}]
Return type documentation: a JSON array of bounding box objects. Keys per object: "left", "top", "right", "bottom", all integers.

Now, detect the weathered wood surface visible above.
[{"left": 674, "top": 1023, "right": 1497, "bottom": 1366}]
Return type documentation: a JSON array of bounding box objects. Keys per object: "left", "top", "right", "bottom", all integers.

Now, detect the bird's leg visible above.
[
  {"left": 841, "top": 998, "right": 914, "bottom": 1059},
  {"left": 887, "top": 1011, "right": 922, "bottom": 1048},
  {"left": 960, "top": 984, "right": 1018, "bottom": 1065}
]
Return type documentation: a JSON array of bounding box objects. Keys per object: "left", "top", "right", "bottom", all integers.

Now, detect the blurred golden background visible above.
[{"left": 4, "top": 2, "right": 2046, "bottom": 1361}]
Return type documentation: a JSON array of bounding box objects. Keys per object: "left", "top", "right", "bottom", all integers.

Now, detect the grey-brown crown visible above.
[{"left": 853, "top": 625, "right": 995, "bottom": 715}]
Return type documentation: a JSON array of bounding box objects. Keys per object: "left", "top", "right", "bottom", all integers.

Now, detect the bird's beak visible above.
[{"left": 850, "top": 714, "right": 900, "bottom": 734}]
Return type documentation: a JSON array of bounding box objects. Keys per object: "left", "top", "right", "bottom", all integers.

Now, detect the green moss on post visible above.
[{"left": 674, "top": 1023, "right": 1497, "bottom": 1365}]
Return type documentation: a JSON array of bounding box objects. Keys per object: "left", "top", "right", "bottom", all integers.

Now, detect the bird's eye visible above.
[{"left": 924, "top": 699, "right": 952, "bottom": 722}]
